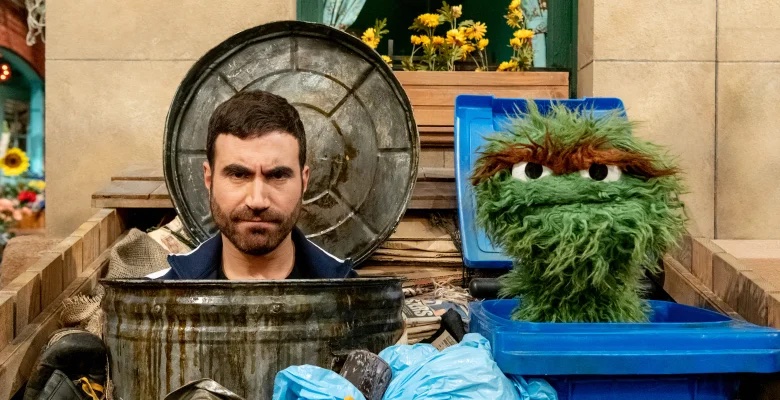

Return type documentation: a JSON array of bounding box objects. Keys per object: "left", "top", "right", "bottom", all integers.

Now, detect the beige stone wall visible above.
[
  {"left": 45, "top": 1, "right": 296, "bottom": 236},
  {"left": 579, "top": 0, "right": 780, "bottom": 240}
]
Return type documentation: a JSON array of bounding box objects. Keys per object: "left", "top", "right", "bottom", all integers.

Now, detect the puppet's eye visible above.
[
  {"left": 512, "top": 162, "right": 552, "bottom": 182},
  {"left": 580, "top": 164, "right": 622, "bottom": 182}
]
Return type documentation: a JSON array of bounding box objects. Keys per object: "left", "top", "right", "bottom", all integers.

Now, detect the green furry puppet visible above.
[{"left": 471, "top": 103, "right": 686, "bottom": 323}]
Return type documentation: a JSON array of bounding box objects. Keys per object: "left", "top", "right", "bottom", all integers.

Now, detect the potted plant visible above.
[{"left": 358, "top": 1, "right": 568, "bottom": 146}]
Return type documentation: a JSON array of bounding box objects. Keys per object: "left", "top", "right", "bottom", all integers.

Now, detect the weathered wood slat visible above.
[
  {"left": 0, "top": 233, "right": 121, "bottom": 398},
  {"left": 691, "top": 237, "right": 724, "bottom": 288},
  {"left": 662, "top": 255, "right": 741, "bottom": 319},
  {"left": 394, "top": 71, "right": 569, "bottom": 87},
  {"left": 0, "top": 272, "right": 41, "bottom": 337},
  {"left": 405, "top": 87, "right": 569, "bottom": 108},
  {"left": 25, "top": 253, "right": 63, "bottom": 311},
  {"left": 111, "top": 164, "right": 164, "bottom": 182},
  {"left": 0, "top": 294, "right": 13, "bottom": 351}
]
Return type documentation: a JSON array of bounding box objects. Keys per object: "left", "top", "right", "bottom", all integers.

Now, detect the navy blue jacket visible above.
[{"left": 147, "top": 228, "right": 357, "bottom": 279}]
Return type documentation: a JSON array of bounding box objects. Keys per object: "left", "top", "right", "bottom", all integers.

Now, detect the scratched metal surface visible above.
[
  {"left": 163, "top": 21, "right": 419, "bottom": 265},
  {"left": 101, "top": 278, "right": 404, "bottom": 399}
]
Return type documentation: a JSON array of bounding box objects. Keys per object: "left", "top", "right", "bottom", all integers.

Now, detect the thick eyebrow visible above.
[
  {"left": 471, "top": 134, "right": 678, "bottom": 185},
  {"left": 263, "top": 165, "right": 295, "bottom": 178},
  {"left": 221, "top": 163, "right": 253, "bottom": 177}
]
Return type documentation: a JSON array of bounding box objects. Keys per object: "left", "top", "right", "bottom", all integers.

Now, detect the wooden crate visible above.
[
  {"left": 394, "top": 71, "right": 569, "bottom": 147},
  {"left": 0, "top": 209, "right": 126, "bottom": 398}
]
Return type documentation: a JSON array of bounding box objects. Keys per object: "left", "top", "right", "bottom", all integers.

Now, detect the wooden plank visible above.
[
  {"left": 92, "top": 180, "right": 161, "bottom": 199},
  {"left": 25, "top": 253, "right": 63, "bottom": 310},
  {"left": 712, "top": 240, "right": 780, "bottom": 259},
  {"left": 418, "top": 167, "right": 454, "bottom": 181},
  {"left": 691, "top": 237, "right": 724, "bottom": 289},
  {"left": 405, "top": 86, "right": 570, "bottom": 107},
  {"left": 111, "top": 164, "right": 164, "bottom": 181},
  {"left": 42, "top": 236, "right": 84, "bottom": 282},
  {"left": 150, "top": 182, "right": 169, "bottom": 199},
  {"left": 408, "top": 181, "right": 457, "bottom": 210},
  {"left": 71, "top": 219, "right": 100, "bottom": 269},
  {"left": 0, "top": 294, "right": 13, "bottom": 350},
  {"left": 662, "top": 255, "right": 741, "bottom": 319},
  {"left": 0, "top": 272, "right": 41, "bottom": 336},
  {"left": 712, "top": 253, "right": 777, "bottom": 325},
  {"left": 92, "top": 197, "right": 174, "bottom": 209},
  {"left": 394, "top": 71, "right": 569, "bottom": 87},
  {"left": 669, "top": 233, "right": 692, "bottom": 271},
  {"left": 0, "top": 235, "right": 119, "bottom": 398}
]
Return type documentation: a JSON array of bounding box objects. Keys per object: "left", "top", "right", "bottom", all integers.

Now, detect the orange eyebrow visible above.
[{"left": 471, "top": 133, "right": 678, "bottom": 185}]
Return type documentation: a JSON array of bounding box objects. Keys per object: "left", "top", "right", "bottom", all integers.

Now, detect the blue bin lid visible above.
[
  {"left": 469, "top": 299, "right": 780, "bottom": 375},
  {"left": 454, "top": 95, "right": 627, "bottom": 269}
]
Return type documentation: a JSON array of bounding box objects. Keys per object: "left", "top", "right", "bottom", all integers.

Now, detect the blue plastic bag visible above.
[
  {"left": 272, "top": 365, "right": 366, "bottom": 400},
  {"left": 378, "top": 343, "right": 439, "bottom": 378},
  {"left": 380, "top": 333, "right": 519, "bottom": 400},
  {"left": 511, "top": 376, "right": 558, "bottom": 400}
]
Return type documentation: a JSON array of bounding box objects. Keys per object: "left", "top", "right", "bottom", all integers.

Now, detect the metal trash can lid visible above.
[{"left": 163, "top": 21, "right": 419, "bottom": 265}]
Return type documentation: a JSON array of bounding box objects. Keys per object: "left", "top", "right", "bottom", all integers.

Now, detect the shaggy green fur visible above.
[{"left": 473, "top": 104, "right": 686, "bottom": 322}]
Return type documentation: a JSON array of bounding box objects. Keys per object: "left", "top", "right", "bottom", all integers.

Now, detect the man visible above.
[
  {"left": 23, "top": 91, "right": 356, "bottom": 399},
  {"left": 149, "top": 90, "right": 356, "bottom": 280}
]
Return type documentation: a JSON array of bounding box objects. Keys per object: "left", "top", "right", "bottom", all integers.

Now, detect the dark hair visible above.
[{"left": 206, "top": 90, "right": 306, "bottom": 167}]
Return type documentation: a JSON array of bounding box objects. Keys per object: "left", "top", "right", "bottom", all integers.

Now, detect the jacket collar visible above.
[{"left": 166, "top": 227, "right": 353, "bottom": 279}]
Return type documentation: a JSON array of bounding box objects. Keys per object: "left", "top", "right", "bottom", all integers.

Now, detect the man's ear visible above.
[
  {"left": 301, "top": 165, "right": 310, "bottom": 193},
  {"left": 203, "top": 161, "right": 212, "bottom": 194}
]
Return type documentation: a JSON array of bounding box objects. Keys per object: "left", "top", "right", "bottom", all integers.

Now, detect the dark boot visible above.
[{"left": 24, "top": 329, "right": 107, "bottom": 400}]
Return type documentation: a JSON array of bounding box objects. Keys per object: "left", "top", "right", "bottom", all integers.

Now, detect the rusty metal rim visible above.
[{"left": 100, "top": 277, "right": 403, "bottom": 288}]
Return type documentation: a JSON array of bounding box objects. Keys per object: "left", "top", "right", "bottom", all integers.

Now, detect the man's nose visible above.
[{"left": 245, "top": 179, "right": 271, "bottom": 210}]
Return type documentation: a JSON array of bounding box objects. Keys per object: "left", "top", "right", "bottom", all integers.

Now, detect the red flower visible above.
[{"left": 18, "top": 190, "right": 37, "bottom": 204}]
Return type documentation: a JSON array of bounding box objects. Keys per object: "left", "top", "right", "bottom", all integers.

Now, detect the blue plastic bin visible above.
[
  {"left": 470, "top": 299, "right": 780, "bottom": 400},
  {"left": 454, "top": 95, "right": 626, "bottom": 269}
]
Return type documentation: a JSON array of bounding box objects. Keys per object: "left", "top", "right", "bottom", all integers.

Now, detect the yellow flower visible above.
[
  {"left": 417, "top": 13, "right": 441, "bottom": 28},
  {"left": 497, "top": 60, "right": 519, "bottom": 71},
  {"left": 511, "top": 9, "right": 524, "bottom": 22},
  {"left": 446, "top": 29, "right": 466, "bottom": 46},
  {"left": 469, "top": 22, "right": 487, "bottom": 40},
  {"left": 411, "top": 35, "right": 422, "bottom": 45},
  {"left": 432, "top": 36, "right": 445, "bottom": 46},
  {"left": 382, "top": 55, "right": 393, "bottom": 65},
  {"left": 361, "top": 28, "right": 380, "bottom": 49},
  {"left": 29, "top": 180, "right": 45, "bottom": 191},
  {"left": 510, "top": 37, "right": 522, "bottom": 48},
  {"left": 420, "top": 35, "right": 432, "bottom": 46},
  {"left": 460, "top": 44, "right": 476, "bottom": 60},
  {"left": 451, "top": 4, "right": 463, "bottom": 18},
  {"left": 514, "top": 29, "right": 535, "bottom": 40},
  {"left": 509, "top": 0, "right": 521, "bottom": 11},
  {"left": 2, "top": 147, "right": 29, "bottom": 176},
  {"left": 477, "top": 38, "right": 489, "bottom": 50}
]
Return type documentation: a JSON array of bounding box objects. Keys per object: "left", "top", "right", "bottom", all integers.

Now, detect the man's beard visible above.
[{"left": 210, "top": 193, "right": 302, "bottom": 256}]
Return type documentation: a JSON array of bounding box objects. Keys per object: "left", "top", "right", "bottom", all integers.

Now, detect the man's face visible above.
[{"left": 204, "top": 131, "right": 309, "bottom": 256}]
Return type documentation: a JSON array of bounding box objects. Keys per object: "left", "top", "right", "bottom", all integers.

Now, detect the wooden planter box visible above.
[{"left": 394, "top": 71, "right": 569, "bottom": 147}]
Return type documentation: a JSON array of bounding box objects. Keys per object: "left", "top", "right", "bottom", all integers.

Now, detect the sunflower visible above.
[
  {"left": 446, "top": 29, "right": 466, "bottom": 46},
  {"left": 361, "top": 28, "right": 380, "bottom": 49},
  {"left": 477, "top": 38, "right": 489, "bottom": 50},
  {"left": 2, "top": 148, "right": 29, "bottom": 176},
  {"left": 470, "top": 22, "right": 487, "bottom": 40},
  {"left": 417, "top": 13, "right": 441, "bottom": 28},
  {"left": 497, "top": 60, "right": 519, "bottom": 71},
  {"left": 382, "top": 55, "right": 393, "bottom": 66},
  {"left": 514, "top": 29, "right": 535, "bottom": 40}
]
